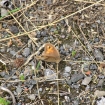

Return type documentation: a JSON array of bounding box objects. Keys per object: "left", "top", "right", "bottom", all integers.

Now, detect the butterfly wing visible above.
[
  {"left": 35, "top": 43, "right": 61, "bottom": 63},
  {"left": 42, "top": 43, "right": 60, "bottom": 58},
  {"left": 36, "top": 55, "right": 61, "bottom": 63}
]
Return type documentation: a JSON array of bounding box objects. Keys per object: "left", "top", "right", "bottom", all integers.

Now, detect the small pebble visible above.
[
  {"left": 85, "top": 85, "right": 90, "bottom": 91},
  {"left": 83, "top": 56, "right": 90, "bottom": 61},
  {"left": 89, "top": 63, "right": 98, "bottom": 70},
  {"left": 64, "top": 66, "right": 71, "bottom": 73},
  {"left": 50, "top": 28, "right": 56, "bottom": 32},
  {"left": 46, "top": 0, "right": 52, "bottom": 4},
  {"left": 96, "top": 20, "right": 101, "bottom": 24},
  {"left": 97, "top": 97, "right": 105, "bottom": 105},
  {"left": 16, "top": 86, "right": 22, "bottom": 95},
  {"left": 1, "top": 8, "right": 8, "bottom": 17},
  {"left": 60, "top": 50, "right": 67, "bottom": 56},
  {"left": 67, "top": 74, "right": 84, "bottom": 85},
  {"left": 92, "top": 24, "right": 97, "bottom": 28},
  {"left": 65, "top": 52, "right": 70, "bottom": 56},
  {"left": 17, "top": 102, "right": 22, "bottom": 105},
  {"left": 94, "top": 90, "right": 105, "bottom": 97},
  {"left": 40, "top": 31, "right": 47, "bottom": 37},
  {"left": 64, "top": 96, "right": 70, "bottom": 102},
  {"left": 11, "top": 76, "right": 18, "bottom": 79},
  {"left": 63, "top": 72, "right": 70, "bottom": 77},
  {"left": 93, "top": 49, "right": 104, "bottom": 61},
  {"left": 16, "top": 54, "right": 23, "bottom": 58},
  {"left": 44, "top": 69, "right": 57, "bottom": 81},
  {"left": 22, "top": 47, "right": 31, "bottom": 57},
  {"left": 39, "top": 88, "right": 42, "bottom": 92},
  {"left": 30, "top": 79, "right": 36, "bottom": 85},
  {"left": 10, "top": 50, "right": 16, "bottom": 56},
  {"left": 35, "top": 30, "right": 40, "bottom": 35},
  {"left": 36, "top": 34, "right": 41, "bottom": 38},
  {"left": 73, "top": 100, "right": 79, "bottom": 105},
  {"left": 60, "top": 35, "right": 65, "bottom": 38},
  {"left": 0, "top": 48, "right": 6, "bottom": 53},
  {"left": 43, "top": 37, "right": 48, "bottom": 42},
  {"left": 81, "top": 76, "right": 92, "bottom": 85},
  {"left": 68, "top": 47, "right": 72, "bottom": 52},
  {"left": 94, "top": 37, "right": 100, "bottom": 43},
  {"left": 87, "top": 44, "right": 92, "bottom": 52},
  {"left": 4, "top": 74, "right": 10, "bottom": 79},
  {"left": 28, "top": 39, "right": 32, "bottom": 48},
  {"left": 0, "top": 71, "right": 5, "bottom": 77},
  {"left": 71, "top": 84, "right": 80, "bottom": 89},
  {"left": 60, "top": 46, "right": 64, "bottom": 50},
  {"left": 97, "top": 79, "right": 104, "bottom": 87},
  {"left": 82, "top": 63, "right": 89, "bottom": 72},
  {"left": 28, "top": 94, "right": 35, "bottom": 100},
  {"left": 98, "top": 75, "right": 104, "bottom": 79},
  {"left": 9, "top": 25, "right": 19, "bottom": 34}
]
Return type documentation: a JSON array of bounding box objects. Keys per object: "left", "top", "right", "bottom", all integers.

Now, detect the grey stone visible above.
[
  {"left": 44, "top": 69, "right": 57, "bottom": 81},
  {"left": 81, "top": 77, "right": 92, "bottom": 85},
  {"left": 22, "top": 47, "right": 31, "bottom": 57},
  {"left": 97, "top": 79, "right": 104, "bottom": 87},
  {"left": 28, "top": 94, "right": 35, "bottom": 100},
  {"left": 93, "top": 49, "right": 104, "bottom": 61},
  {"left": 82, "top": 63, "right": 89, "bottom": 72},
  {"left": 96, "top": 20, "right": 101, "bottom": 24},
  {"left": 64, "top": 66, "right": 71, "bottom": 73},
  {"left": 96, "top": 97, "right": 105, "bottom": 105},
  {"left": 41, "top": 31, "right": 47, "bottom": 37},
  {"left": 63, "top": 72, "right": 70, "bottom": 77},
  {"left": 72, "top": 84, "right": 80, "bottom": 89},
  {"left": 73, "top": 100, "right": 79, "bottom": 105},
  {"left": 16, "top": 86, "right": 22, "bottom": 95},
  {"left": 1, "top": 8, "right": 8, "bottom": 17},
  {"left": 47, "top": 0, "right": 52, "bottom": 5},
  {"left": 67, "top": 74, "right": 84, "bottom": 85},
  {"left": 36, "top": 34, "right": 41, "bottom": 38},
  {"left": 11, "top": 76, "right": 18, "bottom": 79},
  {"left": 0, "top": 71, "right": 5, "bottom": 76},
  {"left": 39, "top": 88, "right": 42, "bottom": 92},
  {"left": 10, "top": 50, "right": 16, "bottom": 56},
  {"left": 89, "top": 63, "right": 98, "bottom": 70},
  {"left": 64, "top": 96, "right": 70, "bottom": 102},
  {"left": 98, "top": 75, "right": 104, "bottom": 79},
  {"left": 94, "top": 37, "right": 100, "bottom": 43},
  {"left": 30, "top": 79, "right": 36, "bottom": 85},
  {"left": 9, "top": 25, "right": 19, "bottom": 34}
]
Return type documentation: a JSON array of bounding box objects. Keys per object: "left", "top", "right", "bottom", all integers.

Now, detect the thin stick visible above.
[
  {"left": 34, "top": 61, "right": 44, "bottom": 105},
  {"left": 56, "top": 63, "right": 59, "bottom": 105}
]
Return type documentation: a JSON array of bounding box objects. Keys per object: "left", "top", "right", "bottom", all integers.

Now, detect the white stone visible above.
[{"left": 64, "top": 66, "right": 71, "bottom": 73}]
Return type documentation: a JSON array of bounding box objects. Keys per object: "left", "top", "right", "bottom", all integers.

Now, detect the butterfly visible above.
[{"left": 35, "top": 43, "right": 61, "bottom": 63}]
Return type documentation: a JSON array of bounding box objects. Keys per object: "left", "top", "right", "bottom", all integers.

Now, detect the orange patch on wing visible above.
[{"left": 46, "top": 46, "right": 54, "bottom": 54}]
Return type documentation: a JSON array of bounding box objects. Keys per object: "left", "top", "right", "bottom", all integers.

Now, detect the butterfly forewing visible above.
[
  {"left": 42, "top": 43, "right": 60, "bottom": 58},
  {"left": 36, "top": 43, "right": 61, "bottom": 63}
]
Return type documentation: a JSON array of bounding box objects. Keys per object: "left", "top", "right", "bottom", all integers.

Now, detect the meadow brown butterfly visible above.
[{"left": 35, "top": 43, "right": 61, "bottom": 63}]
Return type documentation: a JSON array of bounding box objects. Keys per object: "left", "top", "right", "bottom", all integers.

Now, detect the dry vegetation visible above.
[{"left": 0, "top": 0, "right": 105, "bottom": 105}]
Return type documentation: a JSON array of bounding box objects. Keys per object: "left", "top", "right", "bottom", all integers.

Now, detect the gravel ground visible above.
[{"left": 0, "top": 0, "right": 105, "bottom": 105}]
